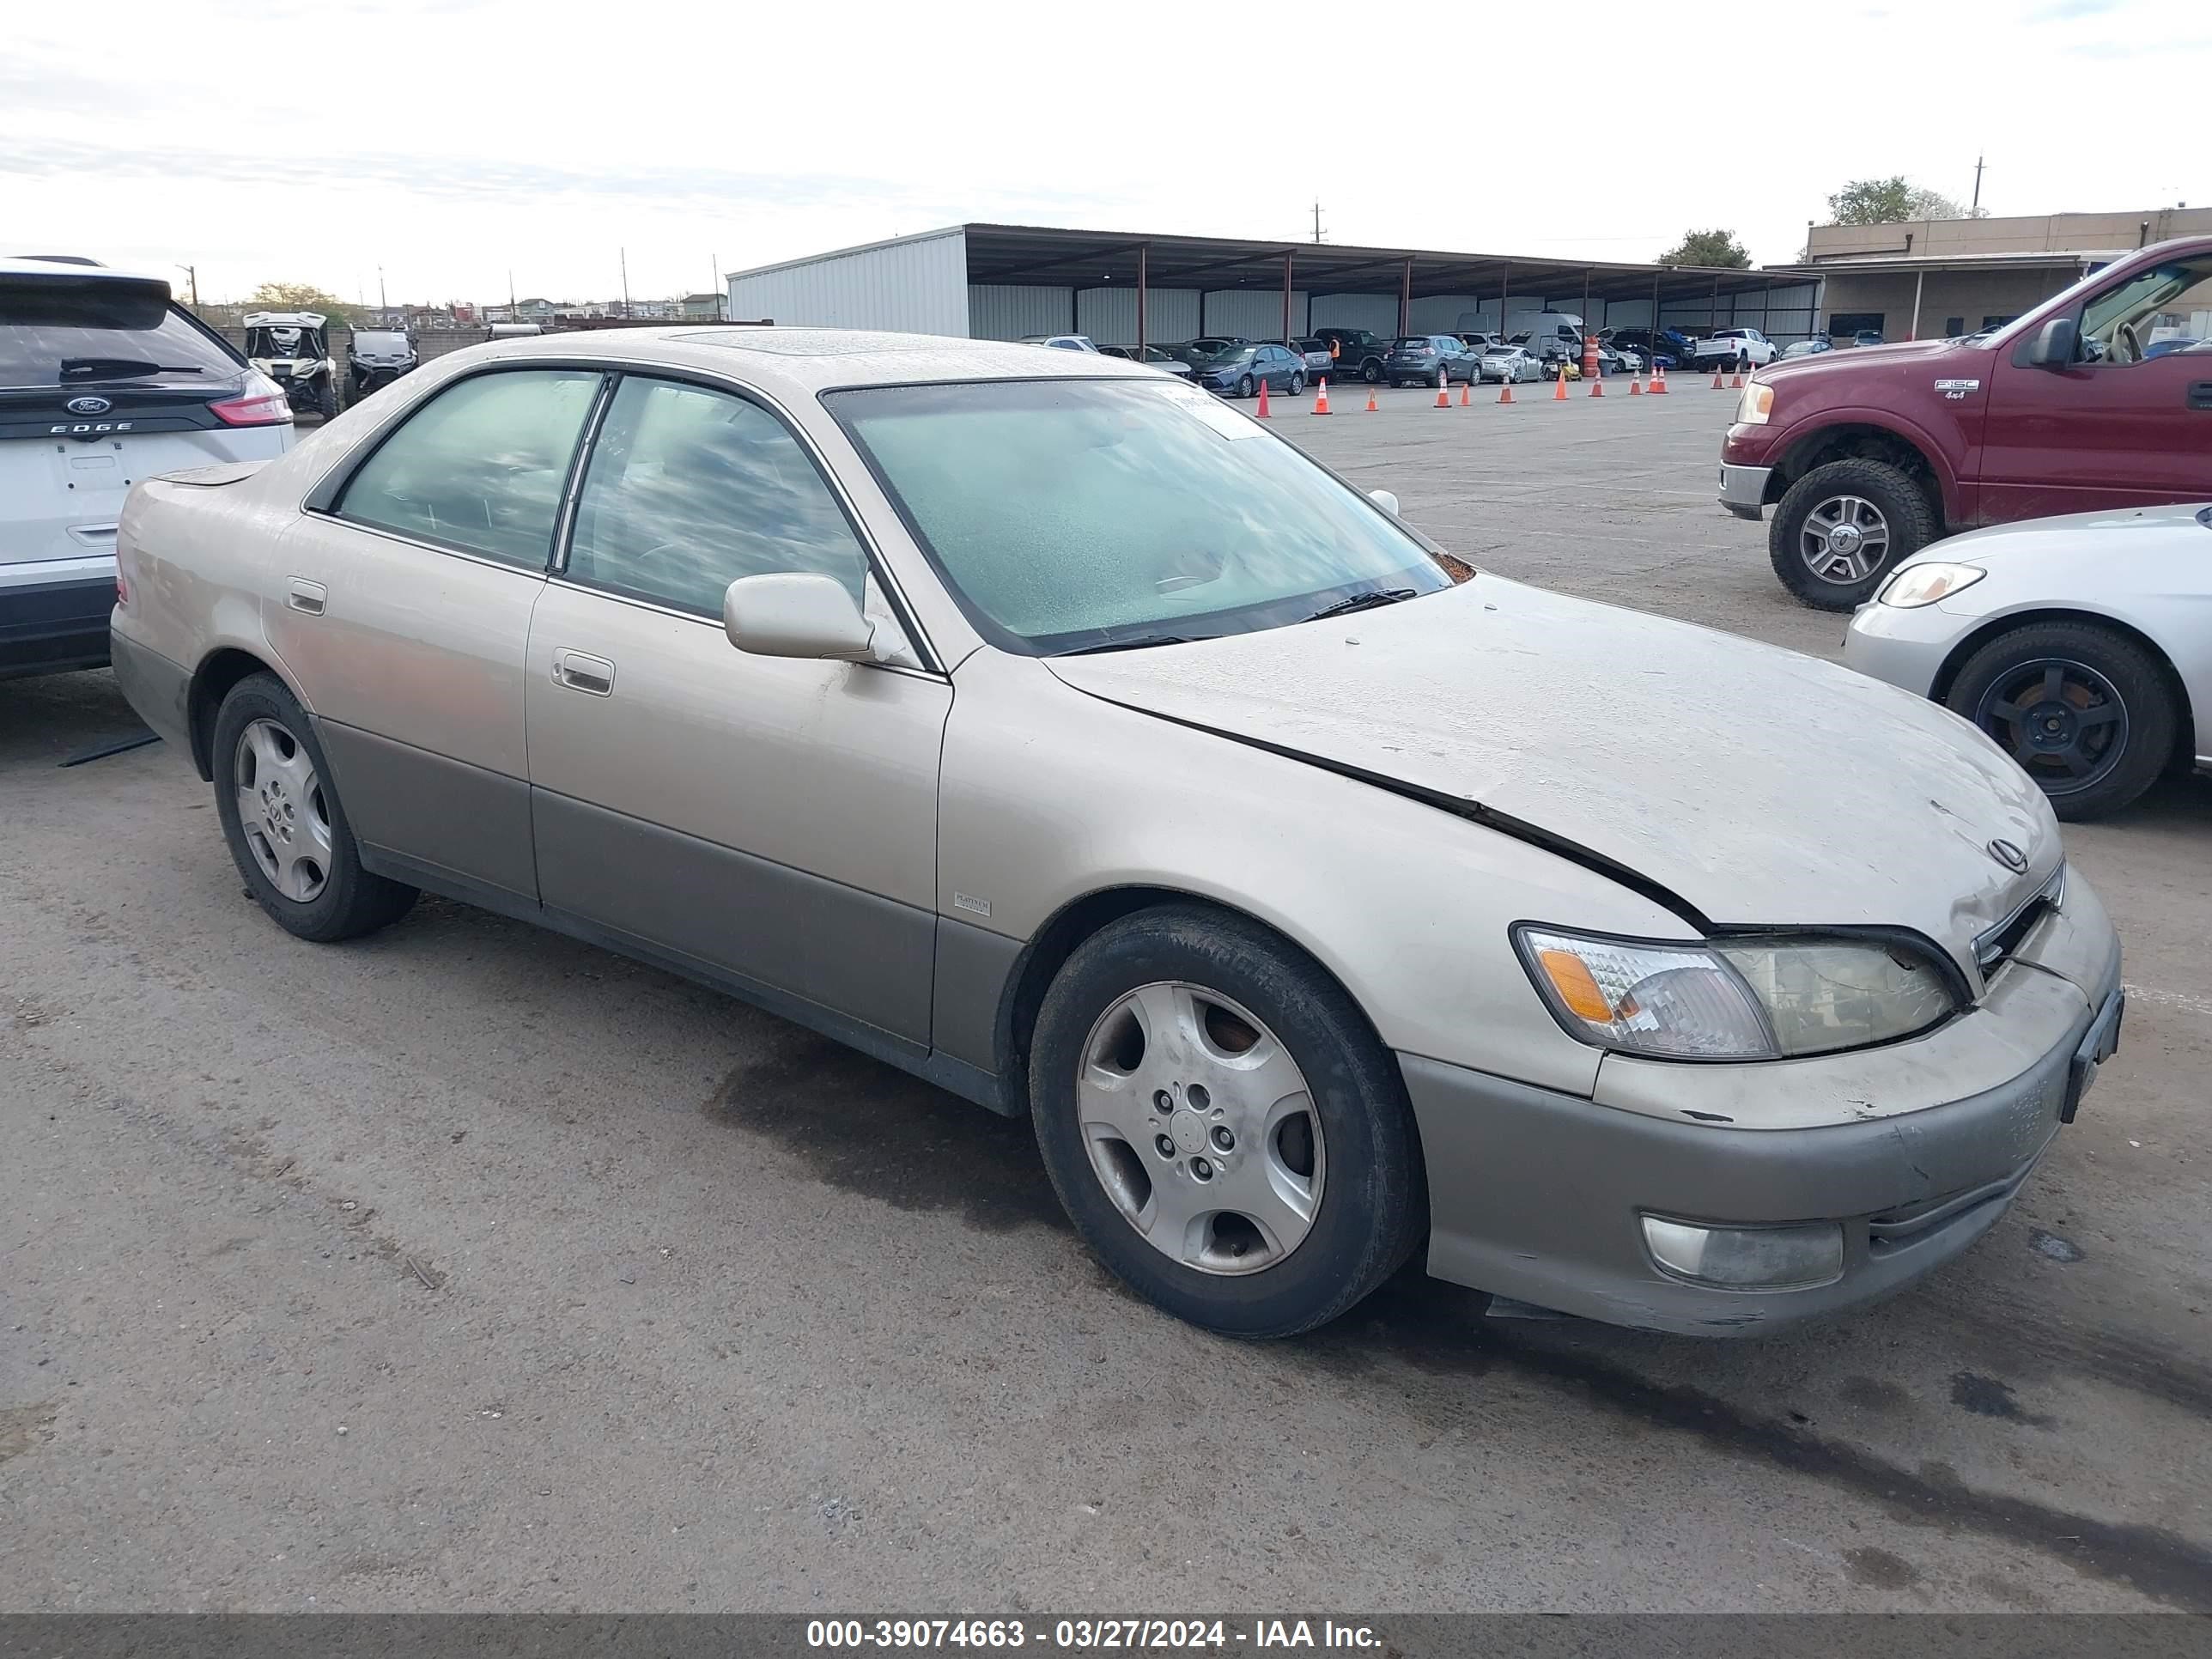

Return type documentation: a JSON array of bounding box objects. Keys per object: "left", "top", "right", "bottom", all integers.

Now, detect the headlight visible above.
[
  {"left": 1877, "top": 561, "right": 1986, "bottom": 608},
  {"left": 1733, "top": 380, "right": 1774, "bottom": 423},
  {"left": 1516, "top": 926, "right": 1959, "bottom": 1060}
]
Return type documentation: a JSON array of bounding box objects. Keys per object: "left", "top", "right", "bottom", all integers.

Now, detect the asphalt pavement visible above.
[{"left": 3, "top": 385, "right": 2208, "bottom": 1613}]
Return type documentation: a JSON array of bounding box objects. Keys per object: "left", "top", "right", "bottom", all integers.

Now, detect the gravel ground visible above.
[{"left": 3, "top": 385, "right": 2208, "bottom": 1613}]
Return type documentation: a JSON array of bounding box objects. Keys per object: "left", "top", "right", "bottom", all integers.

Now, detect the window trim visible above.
[
  {"left": 551, "top": 366, "right": 945, "bottom": 675},
  {"left": 312, "top": 362, "right": 615, "bottom": 571}
]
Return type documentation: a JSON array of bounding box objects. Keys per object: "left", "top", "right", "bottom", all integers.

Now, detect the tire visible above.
[
  {"left": 1288, "top": 372, "right": 1304, "bottom": 395},
  {"left": 317, "top": 380, "right": 338, "bottom": 421},
  {"left": 1943, "top": 621, "right": 2178, "bottom": 820},
  {"left": 212, "top": 673, "right": 418, "bottom": 942},
  {"left": 1236, "top": 374, "right": 1255, "bottom": 399},
  {"left": 1767, "top": 458, "right": 1937, "bottom": 611},
  {"left": 1360, "top": 358, "right": 1382, "bottom": 384},
  {"left": 1029, "top": 904, "right": 1424, "bottom": 1340}
]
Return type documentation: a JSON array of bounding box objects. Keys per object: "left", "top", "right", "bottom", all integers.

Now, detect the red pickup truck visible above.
[{"left": 1719, "top": 235, "right": 2212, "bottom": 608}]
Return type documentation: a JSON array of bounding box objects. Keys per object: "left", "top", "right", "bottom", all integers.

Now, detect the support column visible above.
[
  {"left": 1136, "top": 243, "right": 1148, "bottom": 353},
  {"left": 1282, "top": 252, "right": 1293, "bottom": 345},
  {"left": 1400, "top": 258, "right": 1413, "bottom": 335}
]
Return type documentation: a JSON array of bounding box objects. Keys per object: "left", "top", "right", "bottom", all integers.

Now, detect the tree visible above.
[
  {"left": 1656, "top": 229, "right": 1752, "bottom": 269},
  {"left": 1826, "top": 177, "right": 1967, "bottom": 226},
  {"left": 245, "top": 281, "right": 351, "bottom": 324}
]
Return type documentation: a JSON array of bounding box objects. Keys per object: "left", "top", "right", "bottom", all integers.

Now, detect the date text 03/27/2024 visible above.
[{"left": 805, "top": 1620, "right": 1382, "bottom": 1650}]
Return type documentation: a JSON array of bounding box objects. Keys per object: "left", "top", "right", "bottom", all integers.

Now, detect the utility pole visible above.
[
  {"left": 175, "top": 264, "right": 198, "bottom": 309},
  {"left": 1311, "top": 199, "right": 1326, "bottom": 244},
  {"left": 1971, "top": 154, "right": 1985, "bottom": 216},
  {"left": 379, "top": 265, "right": 387, "bottom": 316},
  {"left": 620, "top": 247, "right": 631, "bottom": 319}
]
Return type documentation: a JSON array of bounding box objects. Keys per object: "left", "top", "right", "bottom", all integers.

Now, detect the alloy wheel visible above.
[
  {"left": 1797, "top": 494, "right": 1892, "bottom": 585},
  {"left": 1076, "top": 981, "right": 1324, "bottom": 1276},
  {"left": 234, "top": 718, "right": 333, "bottom": 902},
  {"left": 1973, "top": 658, "right": 2130, "bottom": 796}
]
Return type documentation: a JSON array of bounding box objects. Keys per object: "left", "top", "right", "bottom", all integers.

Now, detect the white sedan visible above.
[{"left": 1845, "top": 503, "right": 2212, "bottom": 819}]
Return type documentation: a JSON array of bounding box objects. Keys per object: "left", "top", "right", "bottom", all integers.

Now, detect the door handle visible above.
[
  {"left": 286, "top": 578, "right": 326, "bottom": 616},
  {"left": 2188, "top": 382, "right": 2212, "bottom": 410},
  {"left": 551, "top": 648, "right": 616, "bottom": 696}
]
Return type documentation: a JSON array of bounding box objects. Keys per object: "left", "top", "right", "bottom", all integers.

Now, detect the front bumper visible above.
[
  {"left": 1842, "top": 592, "right": 1975, "bottom": 699},
  {"left": 1718, "top": 460, "right": 1771, "bottom": 520},
  {"left": 1402, "top": 884, "right": 2121, "bottom": 1335}
]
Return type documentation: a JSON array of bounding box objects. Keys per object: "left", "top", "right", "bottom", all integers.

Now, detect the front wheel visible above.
[
  {"left": 1236, "top": 374, "right": 1255, "bottom": 398},
  {"left": 1288, "top": 372, "right": 1304, "bottom": 395},
  {"left": 1767, "top": 458, "right": 1937, "bottom": 610},
  {"left": 1029, "top": 905, "right": 1425, "bottom": 1339},
  {"left": 213, "top": 673, "right": 418, "bottom": 941},
  {"left": 1945, "top": 622, "right": 2177, "bottom": 820}
]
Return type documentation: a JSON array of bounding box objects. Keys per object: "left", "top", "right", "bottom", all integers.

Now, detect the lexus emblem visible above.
[
  {"left": 65, "top": 395, "right": 113, "bottom": 415},
  {"left": 1987, "top": 838, "right": 2029, "bottom": 874}
]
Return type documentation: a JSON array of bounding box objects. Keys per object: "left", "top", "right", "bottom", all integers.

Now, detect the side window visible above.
[
  {"left": 337, "top": 369, "right": 600, "bottom": 567},
  {"left": 565, "top": 375, "right": 869, "bottom": 617},
  {"left": 2077, "top": 255, "right": 2212, "bottom": 363}
]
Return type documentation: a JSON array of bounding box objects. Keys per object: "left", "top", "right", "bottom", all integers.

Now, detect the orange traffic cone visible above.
[
  {"left": 1589, "top": 371, "right": 1604, "bottom": 397},
  {"left": 1459, "top": 378, "right": 1472, "bottom": 406},
  {"left": 1553, "top": 364, "right": 1569, "bottom": 400},
  {"left": 1628, "top": 374, "right": 1643, "bottom": 395},
  {"left": 1497, "top": 378, "right": 1515, "bottom": 405},
  {"left": 1364, "top": 386, "right": 1379, "bottom": 412},
  {"left": 1311, "top": 377, "right": 1330, "bottom": 415},
  {"left": 1731, "top": 366, "right": 1747, "bottom": 390},
  {"left": 1711, "top": 366, "right": 1727, "bottom": 389},
  {"left": 1653, "top": 364, "right": 1668, "bottom": 394},
  {"left": 1255, "top": 377, "right": 1271, "bottom": 417},
  {"left": 1434, "top": 376, "right": 1451, "bottom": 409}
]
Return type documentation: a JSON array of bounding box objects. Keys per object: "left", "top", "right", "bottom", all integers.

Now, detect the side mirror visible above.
[
  {"left": 2027, "top": 316, "right": 2078, "bottom": 368},
  {"left": 723, "top": 572, "right": 884, "bottom": 662},
  {"left": 1369, "top": 489, "right": 1400, "bottom": 516}
]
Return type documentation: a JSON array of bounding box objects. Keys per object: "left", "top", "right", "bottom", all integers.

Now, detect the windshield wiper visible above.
[
  {"left": 58, "top": 358, "right": 206, "bottom": 381},
  {"left": 1053, "top": 634, "right": 1200, "bottom": 656},
  {"left": 1303, "top": 586, "right": 1418, "bottom": 622}
]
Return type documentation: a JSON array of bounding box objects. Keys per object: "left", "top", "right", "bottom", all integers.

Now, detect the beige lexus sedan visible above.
[{"left": 110, "top": 329, "right": 2124, "bottom": 1339}]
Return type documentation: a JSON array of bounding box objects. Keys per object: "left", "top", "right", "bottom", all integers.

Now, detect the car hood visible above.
[
  {"left": 1920, "top": 501, "right": 2212, "bottom": 562},
  {"left": 1757, "top": 337, "right": 1956, "bottom": 386},
  {"left": 1045, "top": 577, "right": 2058, "bottom": 975}
]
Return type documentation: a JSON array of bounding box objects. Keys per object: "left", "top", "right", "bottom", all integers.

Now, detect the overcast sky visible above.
[{"left": 6, "top": 0, "right": 2204, "bottom": 308}]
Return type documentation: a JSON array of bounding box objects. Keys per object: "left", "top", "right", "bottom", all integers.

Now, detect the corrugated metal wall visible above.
[
  {"left": 1195, "top": 290, "right": 1308, "bottom": 342},
  {"left": 969, "top": 284, "right": 1077, "bottom": 340},
  {"left": 726, "top": 229, "right": 969, "bottom": 336},
  {"left": 1074, "top": 288, "right": 1200, "bottom": 346},
  {"left": 1306, "top": 293, "right": 1398, "bottom": 334}
]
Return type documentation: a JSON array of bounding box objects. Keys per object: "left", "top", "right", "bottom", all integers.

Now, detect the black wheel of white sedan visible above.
[
  {"left": 1944, "top": 621, "right": 2177, "bottom": 820},
  {"left": 1030, "top": 904, "right": 1424, "bottom": 1339},
  {"left": 213, "top": 672, "right": 418, "bottom": 942}
]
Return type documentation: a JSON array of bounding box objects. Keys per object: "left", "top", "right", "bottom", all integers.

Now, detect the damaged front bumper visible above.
[{"left": 1401, "top": 873, "right": 2123, "bottom": 1335}]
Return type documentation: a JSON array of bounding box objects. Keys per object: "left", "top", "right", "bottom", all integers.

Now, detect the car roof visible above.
[
  {"left": 441, "top": 326, "right": 1162, "bottom": 396},
  {"left": 1, "top": 254, "right": 167, "bottom": 284}
]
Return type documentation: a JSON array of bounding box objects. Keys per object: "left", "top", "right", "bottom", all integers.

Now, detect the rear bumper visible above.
[
  {"left": 1401, "top": 893, "right": 2121, "bottom": 1335},
  {"left": 107, "top": 625, "right": 193, "bottom": 751},
  {"left": 1718, "top": 461, "right": 1771, "bottom": 520},
  {"left": 0, "top": 563, "right": 117, "bottom": 679}
]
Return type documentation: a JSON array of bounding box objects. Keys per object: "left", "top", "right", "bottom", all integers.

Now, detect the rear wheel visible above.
[
  {"left": 1288, "top": 372, "right": 1304, "bottom": 395},
  {"left": 1030, "top": 905, "right": 1424, "bottom": 1339},
  {"left": 213, "top": 674, "right": 417, "bottom": 941},
  {"left": 1945, "top": 621, "right": 2177, "bottom": 820},
  {"left": 1360, "top": 358, "right": 1382, "bottom": 384},
  {"left": 1768, "top": 458, "right": 1937, "bottom": 610}
]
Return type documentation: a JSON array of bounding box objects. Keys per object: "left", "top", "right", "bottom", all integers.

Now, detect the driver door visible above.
[
  {"left": 524, "top": 372, "right": 950, "bottom": 1045},
  {"left": 1979, "top": 252, "right": 2212, "bottom": 524}
]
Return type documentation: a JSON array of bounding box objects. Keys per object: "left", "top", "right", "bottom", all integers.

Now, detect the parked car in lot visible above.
[
  {"left": 1018, "top": 334, "right": 1099, "bottom": 353},
  {"left": 110, "top": 327, "right": 2122, "bottom": 1340},
  {"left": 1607, "top": 327, "right": 1693, "bottom": 370},
  {"left": 1850, "top": 329, "right": 1885, "bottom": 348},
  {"left": 1191, "top": 342, "right": 1307, "bottom": 398},
  {"left": 1689, "top": 327, "right": 1778, "bottom": 370},
  {"left": 243, "top": 311, "right": 341, "bottom": 420},
  {"left": 1722, "top": 234, "right": 2212, "bottom": 608},
  {"left": 1097, "top": 344, "right": 1196, "bottom": 380},
  {"left": 347, "top": 327, "right": 419, "bottom": 398},
  {"left": 1477, "top": 343, "right": 1544, "bottom": 383},
  {"left": 1845, "top": 503, "right": 2212, "bottom": 819},
  {"left": 1779, "top": 337, "right": 1833, "bottom": 360},
  {"left": 1385, "top": 334, "right": 1479, "bottom": 388},
  {"left": 1307, "top": 326, "right": 1390, "bottom": 383},
  {"left": 1, "top": 257, "right": 293, "bottom": 681},
  {"left": 1282, "top": 339, "right": 1337, "bottom": 380}
]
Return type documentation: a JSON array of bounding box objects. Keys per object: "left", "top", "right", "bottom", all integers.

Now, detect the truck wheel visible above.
[
  {"left": 1944, "top": 622, "right": 2177, "bottom": 820},
  {"left": 1768, "top": 459, "right": 1936, "bottom": 611},
  {"left": 317, "top": 380, "right": 338, "bottom": 421},
  {"left": 1360, "top": 359, "right": 1382, "bottom": 384}
]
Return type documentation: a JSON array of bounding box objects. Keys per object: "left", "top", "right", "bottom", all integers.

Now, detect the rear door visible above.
[
  {"left": 2, "top": 270, "right": 290, "bottom": 570},
  {"left": 269, "top": 365, "right": 604, "bottom": 905},
  {"left": 1979, "top": 251, "right": 2212, "bottom": 522}
]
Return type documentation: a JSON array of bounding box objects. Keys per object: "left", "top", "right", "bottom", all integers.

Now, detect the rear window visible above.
[
  {"left": 2, "top": 274, "right": 242, "bottom": 388},
  {"left": 1393, "top": 337, "right": 1432, "bottom": 349}
]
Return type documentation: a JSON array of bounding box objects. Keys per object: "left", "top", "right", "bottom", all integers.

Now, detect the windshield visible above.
[
  {"left": 1188, "top": 342, "right": 1249, "bottom": 362},
  {"left": 825, "top": 378, "right": 1452, "bottom": 655},
  {"left": 2, "top": 275, "right": 242, "bottom": 387}
]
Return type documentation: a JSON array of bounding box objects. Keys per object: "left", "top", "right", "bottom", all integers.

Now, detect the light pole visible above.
[{"left": 175, "top": 264, "right": 199, "bottom": 308}]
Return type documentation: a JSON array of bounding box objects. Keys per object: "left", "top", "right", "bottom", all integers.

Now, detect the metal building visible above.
[{"left": 727, "top": 223, "right": 1820, "bottom": 349}]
